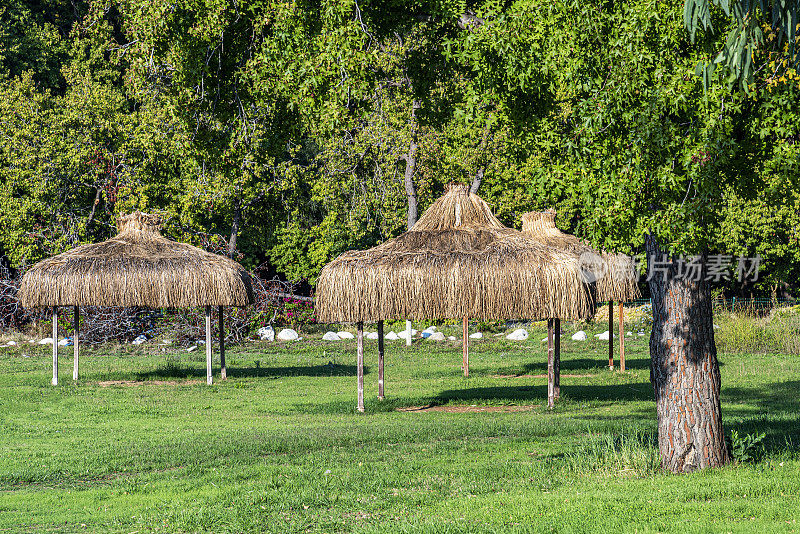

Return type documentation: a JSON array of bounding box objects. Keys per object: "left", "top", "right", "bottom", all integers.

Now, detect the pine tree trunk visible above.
[{"left": 646, "top": 235, "right": 730, "bottom": 472}]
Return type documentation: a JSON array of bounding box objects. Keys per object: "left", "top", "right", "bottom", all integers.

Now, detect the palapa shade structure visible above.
[
  {"left": 317, "top": 184, "right": 600, "bottom": 411},
  {"left": 317, "top": 186, "right": 594, "bottom": 324},
  {"left": 18, "top": 212, "right": 254, "bottom": 386},
  {"left": 522, "top": 210, "right": 640, "bottom": 371}
]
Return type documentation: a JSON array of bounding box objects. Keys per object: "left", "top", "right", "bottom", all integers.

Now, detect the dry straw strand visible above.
[{"left": 317, "top": 185, "right": 598, "bottom": 323}]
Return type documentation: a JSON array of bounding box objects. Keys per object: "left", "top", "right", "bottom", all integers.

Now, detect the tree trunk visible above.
[
  {"left": 646, "top": 234, "right": 730, "bottom": 472},
  {"left": 229, "top": 202, "right": 242, "bottom": 257},
  {"left": 469, "top": 166, "right": 484, "bottom": 194},
  {"left": 404, "top": 99, "right": 421, "bottom": 231}
]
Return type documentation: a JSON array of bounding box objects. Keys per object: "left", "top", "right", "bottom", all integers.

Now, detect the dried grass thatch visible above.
[
  {"left": 317, "top": 185, "right": 596, "bottom": 323},
  {"left": 18, "top": 212, "right": 254, "bottom": 308},
  {"left": 521, "top": 210, "right": 639, "bottom": 303}
]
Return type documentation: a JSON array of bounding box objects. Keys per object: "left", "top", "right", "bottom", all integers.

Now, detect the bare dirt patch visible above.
[
  {"left": 97, "top": 379, "right": 203, "bottom": 387},
  {"left": 491, "top": 373, "right": 593, "bottom": 379},
  {"left": 397, "top": 404, "right": 538, "bottom": 413}
]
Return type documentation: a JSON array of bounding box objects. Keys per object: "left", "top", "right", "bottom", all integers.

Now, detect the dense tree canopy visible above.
[{"left": 1, "top": 0, "right": 798, "bottom": 293}]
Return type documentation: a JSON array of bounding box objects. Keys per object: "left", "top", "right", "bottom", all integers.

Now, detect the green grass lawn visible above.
[{"left": 1, "top": 323, "right": 798, "bottom": 533}]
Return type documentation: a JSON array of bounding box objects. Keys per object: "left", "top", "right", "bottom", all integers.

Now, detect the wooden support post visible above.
[
  {"left": 619, "top": 301, "right": 625, "bottom": 372},
  {"left": 73, "top": 306, "right": 79, "bottom": 382},
  {"left": 608, "top": 300, "right": 614, "bottom": 370},
  {"left": 205, "top": 305, "right": 213, "bottom": 385},
  {"left": 405, "top": 319, "right": 412, "bottom": 346},
  {"left": 377, "top": 320, "right": 385, "bottom": 400},
  {"left": 219, "top": 306, "right": 226, "bottom": 380},
  {"left": 547, "top": 318, "right": 555, "bottom": 408},
  {"left": 462, "top": 316, "right": 469, "bottom": 377},
  {"left": 357, "top": 322, "right": 365, "bottom": 412},
  {"left": 554, "top": 318, "right": 561, "bottom": 400},
  {"left": 51, "top": 306, "right": 58, "bottom": 386}
]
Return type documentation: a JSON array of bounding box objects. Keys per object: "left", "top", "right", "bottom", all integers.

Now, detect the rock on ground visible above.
[
  {"left": 428, "top": 332, "right": 446, "bottom": 341},
  {"left": 277, "top": 329, "right": 299, "bottom": 341},
  {"left": 38, "top": 338, "right": 54, "bottom": 345},
  {"left": 448, "top": 336, "right": 457, "bottom": 341},
  {"left": 366, "top": 332, "right": 379, "bottom": 340},
  {"left": 385, "top": 331, "right": 399, "bottom": 340},
  {"left": 595, "top": 330, "right": 612, "bottom": 341},
  {"left": 506, "top": 329, "right": 529, "bottom": 341},
  {"left": 322, "top": 332, "right": 341, "bottom": 341},
  {"left": 258, "top": 326, "right": 275, "bottom": 341},
  {"left": 337, "top": 331, "right": 355, "bottom": 339},
  {"left": 187, "top": 345, "right": 198, "bottom": 352},
  {"left": 571, "top": 330, "right": 588, "bottom": 341},
  {"left": 469, "top": 332, "right": 483, "bottom": 339},
  {"left": 132, "top": 335, "right": 147, "bottom": 345}
]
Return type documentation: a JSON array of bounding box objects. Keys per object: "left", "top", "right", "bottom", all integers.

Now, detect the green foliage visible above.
[
  {"left": 683, "top": 0, "right": 800, "bottom": 90},
  {"left": 0, "top": 0, "right": 799, "bottom": 297},
  {"left": 730, "top": 429, "right": 766, "bottom": 462}
]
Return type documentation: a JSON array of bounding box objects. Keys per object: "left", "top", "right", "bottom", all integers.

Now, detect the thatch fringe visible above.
[
  {"left": 18, "top": 212, "right": 254, "bottom": 308},
  {"left": 316, "top": 185, "right": 596, "bottom": 323},
  {"left": 521, "top": 210, "right": 640, "bottom": 302}
]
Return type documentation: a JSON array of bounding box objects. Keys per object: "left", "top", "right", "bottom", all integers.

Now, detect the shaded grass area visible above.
[{"left": 1, "top": 325, "right": 799, "bottom": 533}]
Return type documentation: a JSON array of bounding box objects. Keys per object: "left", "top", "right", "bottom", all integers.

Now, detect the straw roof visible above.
[
  {"left": 521, "top": 210, "right": 639, "bottom": 303},
  {"left": 18, "top": 212, "right": 254, "bottom": 308},
  {"left": 316, "top": 185, "right": 596, "bottom": 323}
]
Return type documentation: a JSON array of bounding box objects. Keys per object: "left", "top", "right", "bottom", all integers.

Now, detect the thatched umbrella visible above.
[
  {"left": 521, "top": 210, "right": 640, "bottom": 370},
  {"left": 317, "top": 184, "right": 597, "bottom": 411},
  {"left": 18, "top": 212, "right": 254, "bottom": 385}
]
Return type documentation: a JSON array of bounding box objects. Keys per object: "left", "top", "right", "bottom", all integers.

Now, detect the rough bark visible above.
[
  {"left": 229, "top": 202, "right": 242, "bottom": 257},
  {"left": 646, "top": 234, "right": 730, "bottom": 472},
  {"left": 404, "top": 99, "right": 421, "bottom": 231}
]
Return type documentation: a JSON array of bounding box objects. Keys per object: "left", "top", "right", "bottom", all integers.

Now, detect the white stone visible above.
[
  {"left": 448, "top": 336, "right": 457, "bottom": 341},
  {"left": 38, "top": 338, "right": 54, "bottom": 345},
  {"left": 627, "top": 331, "right": 633, "bottom": 336},
  {"left": 58, "top": 338, "right": 72, "bottom": 346},
  {"left": 428, "top": 332, "right": 446, "bottom": 341},
  {"left": 469, "top": 332, "right": 483, "bottom": 339},
  {"left": 187, "top": 345, "right": 198, "bottom": 352},
  {"left": 7, "top": 340, "right": 16, "bottom": 346},
  {"left": 337, "top": 331, "right": 355, "bottom": 339},
  {"left": 398, "top": 330, "right": 412, "bottom": 340},
  {"left": 28, "top": 340, "right": 36, "bottom": 344},
  {"left": 322, "top": 332, "right": 341, "bottom": 341},
  {"left": 366, "top": 332, "right": 379, "bottom": 340},
  {"left": 422, "top": 326, "right": 437, "bottom": 333},
  {"left": 258, "top": 326, "right": 275, "bottom": 341},
  {"left": 595, "top": 330, "right": 611, "bottom": 341},
  {"left": 506, "top": 329, "right": 529, "bottom": 341},
  {"left": 571, "top": 330, "right": 588, "bottom": 341},
  {"left": 277, "top": 329, "right": 299, "bottom": 341},
  {"left": 493, "top": 332, "right": 505, "bottom": 337},
  {"left": 132, "top": 335, "right": 147, "bottom": 345},
  {"left": 161, "top": 339, "right": 173, "bottom": 345},
  {"left": 385, "top": 331, "right": 399, "bottom": 340}
]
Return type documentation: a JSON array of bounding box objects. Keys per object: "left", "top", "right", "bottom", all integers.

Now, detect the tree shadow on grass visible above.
[
  {"left": 134, "top": 363, "right": 361, "bottom": 380},
  {"left": 723, "top": 380, "right": 800, "bottom": 455},
  {"left": 519, "top": 356, "right": 652, "bottom": 373},
  {"left": 431, "top": 382, "right": 654, "bottom": 406}
]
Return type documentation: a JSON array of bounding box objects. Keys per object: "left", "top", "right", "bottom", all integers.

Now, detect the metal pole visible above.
[
  {"left": 205, "top": 305, "right": 213, "bottom": 385},
  {"left": 357, "top": 322, "right": 365, "bottom": 412},
  {"left": 219, "top": 306, "right": 226, "bottom": 380},
  {"left": 73, "top": 306, "right": 79, "bottom": 382},
  {"left": 51, "top": 307, "right": 58, "bottom": 386},
  {"left": 377, "top": 320, "right": 385, "bottom": 400}
]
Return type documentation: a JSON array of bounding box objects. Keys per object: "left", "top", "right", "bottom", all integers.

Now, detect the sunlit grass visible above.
[{"left": 0, "top": 322, "right": 798, "bottom": 533}]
